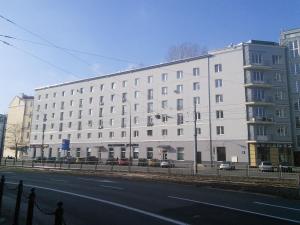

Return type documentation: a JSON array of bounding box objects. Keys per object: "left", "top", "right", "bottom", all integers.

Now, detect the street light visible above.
[{"left": 41, "top": 116, "right": 47, "bottom": 163}]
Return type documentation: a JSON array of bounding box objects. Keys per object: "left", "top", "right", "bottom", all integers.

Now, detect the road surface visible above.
[{"left": 1, "top": 169, "right": 300, "bottom": 225}]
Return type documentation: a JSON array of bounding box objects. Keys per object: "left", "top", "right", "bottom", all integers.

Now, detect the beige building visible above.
[{"left": 3, "top": 94, "right": 34, "bottom": 159}]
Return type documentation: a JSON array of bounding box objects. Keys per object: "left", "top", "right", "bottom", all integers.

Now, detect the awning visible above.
[
  {"left": 157, "top": 145, "right": 172, "bottom": 149},
  {"left": 94, "top": 146, "right": 108, "bottom": 152}
]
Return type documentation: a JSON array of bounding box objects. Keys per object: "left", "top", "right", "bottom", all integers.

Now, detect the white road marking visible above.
[
  {"left": 98, "top": 185, "right": 124, "bottom": 190},
  {"left": 78, "top": 178, "right": 116, "bottom": 183},
  {"left": 168, "top": 196, "right": 300, "bottom": 224},
  {"left": 254, "top": 201, "right": 300, "bottom": 212},
  {"left": 6, "top": 181, "right": 187, "bottom": 225},
  {"left": 50, "top": 179, "right": 66, "bottom": 182}
]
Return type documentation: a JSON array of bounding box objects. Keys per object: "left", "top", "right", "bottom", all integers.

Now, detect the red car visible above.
[{"left": 118, "top": 158, "right": 129, "bottom": 166}]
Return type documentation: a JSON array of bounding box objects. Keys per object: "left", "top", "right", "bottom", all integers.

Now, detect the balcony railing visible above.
[
  {"left": 249, "top": 134, "right": 272, "bottom": 141},
  {"left": 246, "top": 96, "right": 273, "bottom": 104}
]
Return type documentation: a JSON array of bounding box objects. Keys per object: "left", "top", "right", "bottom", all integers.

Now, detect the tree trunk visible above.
[{"left": 15, "top": 146, "right": 18, "bottom": 160}]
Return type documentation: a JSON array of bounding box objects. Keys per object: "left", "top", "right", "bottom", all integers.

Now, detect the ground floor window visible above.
[
  {"left": 147, "top": 147, "right": 153, "bottom": 159},
  {"left": 67, "top": 150, "right": 71, "bottom": 157},
  {"left": 177, "top": 147, "right": 184, "bottom": 160},
  {"left": 257, "top": 147, "right": 270, "bottom": 162},
  {"left": 33, "top": 148, "right": 36, "bottom": 158},
  {"left": 109, "top": 148, "right": 114, "bottom": 159},
  {"left": 162, "top": 151, "right": 168, "bottom": 160},
  {"left": 121, "top": 147, "right": 126, "bottom": 159},
  {"left": 216, "top": 147, "right": 226, "bottom": 161},
  {"left": 86, "top": 148, "right": 91, "bottom": 157},
  {"left": 76, "top": 148, "right": 81, "bottom": 158},
  {"left": 297, "top": 135, "right": 300, "bottom": 147},
  {"left": 133, "top": 147, "right": 139, "bottom": 159},
  {"left": 48, "top": 148, "right": 52, "bottom": 158},
  {"left": 57, "top": 148, "right": 61, "bottom": 158}
]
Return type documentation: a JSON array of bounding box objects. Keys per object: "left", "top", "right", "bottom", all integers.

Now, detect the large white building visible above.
[{"left": 29, "top": 40, "right": 293, "bottom": 166}]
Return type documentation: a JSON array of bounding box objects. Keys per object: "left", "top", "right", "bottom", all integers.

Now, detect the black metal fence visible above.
[{"left": 0, "top": 175, "right": 66, "bottom": 225}]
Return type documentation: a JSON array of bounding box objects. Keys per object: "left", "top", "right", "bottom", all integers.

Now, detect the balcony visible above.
[
  {"left": 248, "top": 134, "right": 273, "bottom": 142},
  {"left": 247, "top": 116, "right": 275, "bottom": 124},
  {"left": 244, "top": 80, "right": 272, "bottom": 88},
  {"left": 244, "top": 59, "right": 273, "bottom": 70},
  {"left": 246, "top": 96, "right": 274, "bottom": 106}
]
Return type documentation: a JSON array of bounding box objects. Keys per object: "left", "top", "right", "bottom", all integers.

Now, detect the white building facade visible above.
[{"left": 29, "top": 40, "right": 293, "bottom": 166}]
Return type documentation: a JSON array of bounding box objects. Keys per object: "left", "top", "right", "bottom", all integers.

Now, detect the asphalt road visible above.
[{"left": 1, "top": 169, "right": 300, "bottom": 225}]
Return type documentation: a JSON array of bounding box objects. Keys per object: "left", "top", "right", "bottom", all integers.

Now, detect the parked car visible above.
[
  {"left": 218, "top": 161, "right": 235, "bottom": 170},
  {"left": 258, "top": 161, "right": 274, "bottom": 172},
  {"left": 105, "top": 158, "right": 118, "bottom": 165},
  {"left": 148, "top": 159, "right": 160, "bottom": 167},
  {"left": 138, "top": 158, "right": 148, "bottom": 166},
  {"left": 279, "top": 162, "right": 293, "bottom": 173},
  {"left": 160, "top": 160, "right": 175, "bottom": 168},
  {"left": 118, "top": 158, "right": 129, "bottom": 166}
]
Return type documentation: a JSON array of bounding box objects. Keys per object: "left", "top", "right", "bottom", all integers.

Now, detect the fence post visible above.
[
  {"left": 0, "top": 175, "right": 5, "bottom": 216},
  {"left": 26, "top": 188, "right": 35, "bottom": 225},
  {"left": 80, "top": 162, "right": 83, "bottom": 170},
  {"left": 59, "top": 162, "right": 62, "bottom": 170},
  {"left": 246, "top": 164, "right": 249, "bottom": 177},
  {"left": 68, "top": 161, "right": 71, "bottom": 169},
  {"left": 13, "top": 180, "right": 23, "bottom": 225},
  {"left": 31, "top": 160, "right": 34, "bottom": 168},
  {"left": 4, "top": 158, "right": 6, "bottom": 166},
  {"left": 54, "top": 202, "right": 64, "bottom": 225},
  {"left": 278, "top": 166, "right": 282, "bottom": 179},
  {"left": 95, "top": 161, "right": 98, "bottom": 171}
]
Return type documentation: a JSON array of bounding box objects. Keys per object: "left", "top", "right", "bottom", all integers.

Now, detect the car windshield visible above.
[{"left": 262, "top": 162, "right": 272, "bottom": 165}]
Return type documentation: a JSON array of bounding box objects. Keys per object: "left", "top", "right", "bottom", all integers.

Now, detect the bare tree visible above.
[
  {"left": 165, "top": 42, "right": 208, "bottom": 62},
  {"left": 5, "top": 124, "right": 26, "bottom": 160}
]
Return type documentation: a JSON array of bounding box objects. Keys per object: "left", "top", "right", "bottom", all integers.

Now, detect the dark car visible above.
[
  {"left": 138, "top": 158, "right": 148, "bottom": 166},
  {"left": 279, "top": 162, "right": 293, "bottom": 173},
  {"left": 105, "top": 158, "right": 118, "bottom": 165}
]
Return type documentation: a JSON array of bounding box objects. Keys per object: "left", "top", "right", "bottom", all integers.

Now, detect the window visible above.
[
  {"left": 253, "top": 71, "right": 264, "bottom": 82},
  {"left": 147, "top": 148, "right": 153, "bottom": 159},
  {"left": 133, "top": 130, "right": 139, "bottom": 137},
  {"left": 59, "top": 123, "right": 63, "bottom": 132},
  {"left": 216, "top": 110, "right": 224, "bottom": 119},
  {"left": 162, "top": 114, "right": 168, "bottom": 123},
  {"left": 51, "top": 123, "right": 54, "bottom": 129},
  {"left": 161, "top": 73, "right": 168, "bottom": 81},
  {"left": 253, "top": 88, "right": 265, "bottom": 100},
  {"left": 147, "top": 102, "right": 153, "bottom": 113},
  {"left": 68, "top": 122, "right": 72, "bottom": 128},
  {"left": 294, "top": 99, "right": 300, "bottom": 111},
  {"left": 88, "top": 120, "right": 93, "bottom": 128},
  {"left": 134, "top": 103, "right": 139, "bottom": 112},
  {"left": 177, "top": 70, "right": 183, "bottom": 79},
  {"left": 52, "top": 103, "right": 56, "bottom": 108},
  {"left": 296, "top": 117, "right": 300, "bottom": 129},
  {"left": 121, "top": 118, "right": 126, "bottom": 128},
  {"left": 193, "top": 82, "right": 200, "bottom": 91},
  {"left": 60, "top": 101, "right": 64, "bottom": 110},
  {"left": 62, "top": 91, "right": 65, "bottom": 97},
  {"left": 177, "top": 99, "right": 183, "bottom": 110},
  {"left": 121, "top": 148, "right": 126, "bottom": 158},
  {"left": 89, "top": 97, "right": 93, "bottom": 104},
  {"left": 288, "top": 40, "right": 299, "bottom": 58},
  {"left": 214, "top": 64, "right": 222, "bottom": 72},
  {"left": 216, "top": 126, "right": 224, "bottom": 135},
  {"left": 215, "top": 79, "right": 223, "bottom": 88},
  {"left": 58, "top": 134, "right": 62, "bottom": 140},
  {"left": 134, "top": 116, "right": 139, "bottom": 124},
  {"left": 111, "top": 94, "right": 115, "bottom": 102},
  {"left": 71, "top": 89, "right": 74, "bottom": 95},
  {"left": 122, "top": 93, "right": 127, "bottom": 102},
  {"left": 147, "top": 116, "right": 153, "bottom": 126},
  {"left": 111, "top": 82, "right": 116, "bottom": 89},
  {"left": 122, "top": 80, "right": 127, "bottom": 87},
  {"left": 134, "top": 91, "right": 140, "bottom": 99},
  {"left": 296, "top": 81, "right": 300, "bottom": 93},
  {"left": 148, "top": 76, "right": 153, "bottom": 84},
  {"left": 162, "top": 129, "right": 168, "bottom": 136},
  {"left": 193, "top": 67, "right": 200, "bottom": 76},
  {"left": 275, "top": 88, "right": 286, "bottom": 100},
  {"left": 177, "top": 147, "right": 184, "bottom": 160},
  {"left": 121, "top": 131, "right": 126, "bottom": 138},
  {"left": 251, "top": 52, "right": 262, "bottom": 64},
  {"left": 45, "top": 104, "right": 48, "bottom": 109},
  {"left": 100, "top": 84, "right": 104, "bottom": 91},
  {"left": 53, "top": 92, "right": 57, "bottom": 97},
  {"left": 87, "top": 133, "right": 92, "bottom": 139},
  {"left": 177, "top": 128, "right": 184, "bottom": 136},
  {"left": 177, "top": 113, "right": 184, "bottom": 125},
  {"left": 108, "top": 148, "right": 114, "bottom": 158},
  {"left": 98, "top": 132, "right": 102, "bottom": 138},
  {"left": 176, "top": 85, "right": 183, "bottom": 93},
  {"left": 272, "top": 55, "right": 281, "bottom": 65},
  {"left": 38, "top": 95, "right": 41, "bottom": 100},
  {"left": 162, "top": 87, "right": 168, "bottom": 95},
  {"left": 196, "top": 112, "right": 201, "bottom": 120},
  {"left": 110, "top": 119, "right": 114, "bottom": 126},
  {"left": 133, "top": 147, "right": 139, "bottom": 159},
  {"left": 79, "top": 99, "right": 83, "bottom": 108},
  {"left": 70, "top": 100, "right": 74, "bottom": 106},
  {"left": 90, "top": 86, "right": 94, "bottom": 92},
  {"left": 194, "top": 97, "right": 200, "bottom": 104},
  {"left": 217, "top": 147, "right": 226, "bottom": 161},
  {"left": 79, "top": 88, "right": 84, "bottom": 94},
  {"left": 77, "top": 133, "right": 81, "bottom": 139},
  {"left": 196, "top": 128, "right": 201, "bottom": 135},
  {"left": 78, "top": 110, "right": 82, "bottom": 119},
  {"left": 162, "top": 100, "right": 168, "bottom": 109},
  {"left": 88, "top": 109, "right": 92, "bottom": 115},
  {"left": 99, "top": 108, "right": 103, "bottom": 117},
  {"left": 99, "top": 96, "right": 104, "bottom": 105},
  {"left": 78, "top": 121, "right": 82, "bottom": 130},
  {"left": 98, "top": 119, "right": 103, "bottom": 128},
  {"left": 122, "top": 105, "right": 127, "bottom": 115},
  {"left": 135, "top": 78, "right": 139, "bottom": 86},
  {"left": 276, "top": 108, "right": 286, "bottom": 118},
  {"left": 292, "top": 63, "right": 300, "bottom": 75},
  {"left": 256, "top": 125, "right": 266, "bottom": 136},
  {"left": 147, "top": 130, "right": 153, "bottom": 136},
  {"left": 277, "top": 126, "right": 287, "bottom": 136},
  {"left": 148, "top": 89, "right": 153, "bottom": 100},
  {"left": 109, "top": 131, "right": 114, "bottom": 138},
  {"left": 274, "top": 72, "right": 282, "bottom": 82},
  {"left": 76, "top": 148, "right": 81, "bottom": 157},
  {"left": 215, "top": 95, "right": 223, "bottom": 103}
]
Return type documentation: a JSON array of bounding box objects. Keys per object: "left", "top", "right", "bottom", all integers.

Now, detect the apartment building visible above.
[
  {"left": 0, "top": 114, "right": 7, "bottom": 158},
  {"left": 3, "top": 94, "right": 34, "bottom": 159},
  {"left": 280, "top": 28, "right": 300, "bottom": 165},
  {"left": 29, "top": 40, "right": 293, "bottom": 166}
]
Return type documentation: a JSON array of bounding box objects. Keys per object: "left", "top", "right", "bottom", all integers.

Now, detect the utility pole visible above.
[
  {"left": 128, "top": 105, "right": 132, "bottom": 170},
  {"left": 194, "top": 100, "right": 198, "bottom": 175}
]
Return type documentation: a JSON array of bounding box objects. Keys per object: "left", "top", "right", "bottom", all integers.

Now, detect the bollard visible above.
[
  {"left": 54, "top": 202, "right": 64, "bottom": 225},
  {"left": 26, "top": 188, "right": 35, "bottom": 225},
  {"left": 0, "top": 176, "right": 5, "bottom": 216},
  {"left": 13, "top": 180, "right": 23, "bottom": 225}
]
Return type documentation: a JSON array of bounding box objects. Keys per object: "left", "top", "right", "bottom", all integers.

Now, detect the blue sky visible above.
[{"left": 0, "top": 0, "right": 299, "bottom": 113}]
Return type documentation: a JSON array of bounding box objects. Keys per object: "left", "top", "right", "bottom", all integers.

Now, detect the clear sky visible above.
[{"left": 0, "top": 0, "right": 299, "bottom": 113}]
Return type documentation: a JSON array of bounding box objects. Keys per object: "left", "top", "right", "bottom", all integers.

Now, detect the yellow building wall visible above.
[
  {"left": 270, "top": 147, "right": 279, "bottom": 166},
  {"left": 249, "top": 143, "right": 256, "bottom": 166}
]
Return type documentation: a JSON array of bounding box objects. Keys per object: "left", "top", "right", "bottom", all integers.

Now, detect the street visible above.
[{"left": 1, "top": 169, "right": 300, "bottom": 225}]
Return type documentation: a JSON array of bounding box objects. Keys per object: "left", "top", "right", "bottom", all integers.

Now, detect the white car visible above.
[
  {"left": 160, "top": 160, "right": 175, "bottom": 168},
  {"left": 258, "top": 161, "right": 274, "bottom": 172},
  {"left": 218, "top": 161, "right": 235, "bottom": 170}
]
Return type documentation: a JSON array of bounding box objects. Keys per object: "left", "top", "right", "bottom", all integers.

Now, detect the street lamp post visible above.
[{"left": 41, "top": 117, "right": 47, "bottom": 163}]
